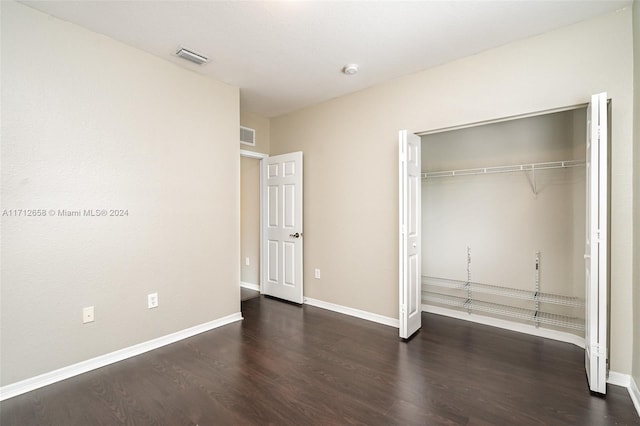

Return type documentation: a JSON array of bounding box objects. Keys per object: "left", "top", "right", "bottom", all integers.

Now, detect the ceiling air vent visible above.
[
  {"left": 240, "top": 126, "right": 256, "bottom": 146},
  {"left": 175, "top": 47, "right": 208, "bottom": 65}
]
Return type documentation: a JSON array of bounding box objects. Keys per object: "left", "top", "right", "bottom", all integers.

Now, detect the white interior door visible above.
[
  {"left": 399, "top": 130, "right": 422, "bottom": 339},
  {"left": 585, "top": 92, "right": 608, "bottom": 394},
  {"left": 262, "top": 152, "right": 304, "bottom": 304}
]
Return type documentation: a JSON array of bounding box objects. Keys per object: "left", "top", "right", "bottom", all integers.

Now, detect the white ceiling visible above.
[{"left": 22, "top": 1, "right": 629, "bottom": 118}]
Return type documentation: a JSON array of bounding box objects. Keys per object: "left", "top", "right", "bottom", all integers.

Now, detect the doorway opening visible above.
[
  {"left": 240, "top": 149, "right": 305, "bottom": 306},
  {"left": 240, "top": 150, "right": 267, "bottom": 302}
]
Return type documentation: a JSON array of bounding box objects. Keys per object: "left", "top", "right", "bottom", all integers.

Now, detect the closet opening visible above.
[{"left": 420, "top": 106, "right": 589, "bottom": 346}]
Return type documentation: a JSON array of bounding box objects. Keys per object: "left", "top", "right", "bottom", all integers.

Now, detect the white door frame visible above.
[
  {"left": 240, "top": 149, "right": 269, "bottom": 160},
  {"left": 240, "top": 149, "right": 268, "bottom": 293}
]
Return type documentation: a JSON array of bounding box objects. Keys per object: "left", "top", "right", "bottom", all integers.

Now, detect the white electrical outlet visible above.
[
  {"left": 83, "top": 306, "right": 95, "bottom": 323},
  {"left": 148, "top": 293, "right": 159, "bottom": 309},
  {"left": 245, "top": 257, "right": 250, "bottom": 266},
  {"left": 314, "top": 268, "right": 321, "bottom": 279}
]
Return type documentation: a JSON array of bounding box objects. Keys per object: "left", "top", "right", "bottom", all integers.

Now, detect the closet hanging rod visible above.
[{"left": 422, "top": 159, "right": 585, "bottom": 179}]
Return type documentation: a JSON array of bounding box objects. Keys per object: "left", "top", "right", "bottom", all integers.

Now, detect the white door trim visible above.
[
  {"left": 240, "top": 149, "right": 269, "bottom": 160},
  {"left": 240, "top": 150, "right": 268, "bottom": 293},
  {"left": 416, "top": 103, "right": 589, "bottom": 136}
]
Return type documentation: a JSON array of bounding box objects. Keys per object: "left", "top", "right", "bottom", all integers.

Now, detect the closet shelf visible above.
[
  {"left": 423, "top": 276, "right": 584, "bottom": 307},
  {"left": 423, "top": 291, "right": 585, "bottom": 331},
  {"left": 422, "top": 159, "right": 585, "bottom": 179}
]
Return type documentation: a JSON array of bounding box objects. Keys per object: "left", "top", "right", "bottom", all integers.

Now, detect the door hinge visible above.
[{"left": 401, "top": 304, "right": 406, "bottom": 314}]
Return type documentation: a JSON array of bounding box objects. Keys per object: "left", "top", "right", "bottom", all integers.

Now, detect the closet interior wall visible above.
[{"left": 421, "top": 108, "right": 587, "bottom": 336}]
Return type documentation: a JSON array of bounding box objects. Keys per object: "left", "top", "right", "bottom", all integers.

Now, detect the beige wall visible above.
[
  {"left": 240, "top": 157, "right": 261, "bottom": 286},
  {"left": 270, "top": 8, "right": 634, "bottom": 374},
  {"left": 0, "top": 2, "right": 240, "bottom": 385},
  {"left": 240, "top": 110, "right": 270, "bottom": 154},
  {"left": 422, "top": 109, "right": 586, "bottom": 333},
  {"left": 632, "top": 0, "right": 640, "bottom": 387}
]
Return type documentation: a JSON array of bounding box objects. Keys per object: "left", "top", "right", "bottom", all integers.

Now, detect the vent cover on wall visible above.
[{"left": 240, "top": 126, "right": 256, "bottom": 146}]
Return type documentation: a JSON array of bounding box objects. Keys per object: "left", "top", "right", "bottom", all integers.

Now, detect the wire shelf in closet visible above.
[
  {"left": 423, "top": 276, "right": 584, "bottom": 307},
  {"left": 422, "top": 291, "right": 585, "bottom": 331},
  {"left": 422, "top": 159, "right": 585, "bottom": 179}
]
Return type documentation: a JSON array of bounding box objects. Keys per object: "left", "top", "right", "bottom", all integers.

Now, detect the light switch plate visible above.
[{"left": 148, "top": 293, "right": 158, "bottom": 309}]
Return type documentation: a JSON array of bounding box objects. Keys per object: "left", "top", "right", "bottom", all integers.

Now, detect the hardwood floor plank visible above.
[{"left": 1, "top": 295, "right": 638, "bottom": 425}]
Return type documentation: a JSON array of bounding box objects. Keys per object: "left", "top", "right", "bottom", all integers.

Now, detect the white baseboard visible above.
[
  {"left": 422, "top": 304, "right": 585, "bottom": 348},
  {"left": 240, "top": 281, "right": 260, "bottom": 292},
  {"left": 629, "top": 376, "right": 640, "bottom": 418},
  {"left": 607, "top": 371, "right": 640, "bottom": 418},
  {"left": 608, "top": 370, "right": 631, "bottom": 387},
  {"left": 304, "top": 297, "right": 399, "bottom": 328},
  {"left": 0, "top": 312, "right": 243, "bottom": 401}
]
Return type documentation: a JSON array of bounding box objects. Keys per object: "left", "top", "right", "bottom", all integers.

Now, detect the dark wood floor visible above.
[
  {"left": 240, "top": 287, "right": 260, "bottom": 302},
  {"left": 2, "top": 296, "right": 638, "bottom": 425}
]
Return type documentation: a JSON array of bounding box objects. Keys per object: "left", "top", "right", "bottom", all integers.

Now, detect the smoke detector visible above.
[
  {"left": 342, "top": 64, "right": 359, "bottom": 75},
  {"left": 176, "top": 47, "right": 208, "bottom": 65}
]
